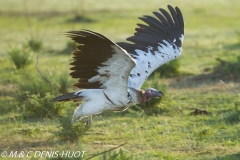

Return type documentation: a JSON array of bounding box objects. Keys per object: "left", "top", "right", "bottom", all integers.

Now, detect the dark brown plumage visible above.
[
  {"left": 66, "top": 30, "right": 118, "bottom": 89},
  {"left": 50, "top": 92, "right": 81, "bottom": 102},
  {"left": 117, "top": 5, "right": 184, "bottom": 54}
]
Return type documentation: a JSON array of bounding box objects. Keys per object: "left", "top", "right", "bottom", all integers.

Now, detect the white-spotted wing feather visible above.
[
  {"left": 117, "top": 5, "right": 184, "bottom": 89},
  {"left": 129, "top": 34, "right": 184, "bottom": 89},
  {"left": 89, "top": 45, "right": 136, "bottom": 93}
]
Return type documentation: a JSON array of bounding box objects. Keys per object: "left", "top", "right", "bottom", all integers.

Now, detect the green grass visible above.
[
  {"left": 26, "top": 38, "right": 43, "bottom": 52},
  {"left": 0, "top": 0, "right": 240, "bottom": 159},
  {"left": 7, "top": 46, "right": 32, "bottom": 69}
]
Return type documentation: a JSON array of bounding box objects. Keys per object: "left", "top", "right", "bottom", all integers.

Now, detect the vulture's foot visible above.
[
  {"left": 85, "top": 116, "right": 92, "bottom": 129},
  {"left": 71, "top": 115, "right": 92, "bottom": 129}
]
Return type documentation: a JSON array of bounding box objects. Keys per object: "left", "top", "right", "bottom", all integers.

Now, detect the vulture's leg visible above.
[
  {"left": 85, "top": 116, "right": 92, "bottom": 129},
  {"left": 71, "top": 115, "right": 92, "bottom": 129},
  {"left": 78, "top": 116, "right": 92, "bottom": 129},
  {"left": 71, "top": 104, "right": 83, "bottom": 124}
]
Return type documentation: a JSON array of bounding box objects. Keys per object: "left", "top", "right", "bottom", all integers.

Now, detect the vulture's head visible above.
[{"left": 142, "top": 88, "right": 164, "bottom": 102}]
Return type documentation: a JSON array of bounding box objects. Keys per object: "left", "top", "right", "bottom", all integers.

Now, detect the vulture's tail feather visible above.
[{"left": 50, "top": 92, "right": 81, "bottom": 102}]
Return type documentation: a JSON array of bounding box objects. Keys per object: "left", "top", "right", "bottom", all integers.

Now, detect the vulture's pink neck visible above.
[{"left": 141, "top": 91, "right": 148, "bottom": 102}]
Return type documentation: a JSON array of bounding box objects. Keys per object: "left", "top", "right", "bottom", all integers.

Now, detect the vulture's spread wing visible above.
[
  {"left": 117, "top": 5, "right": 184, "bottom": 89},
  {"left": 67, "top": 30, "right": 136, "bottom": 93}
]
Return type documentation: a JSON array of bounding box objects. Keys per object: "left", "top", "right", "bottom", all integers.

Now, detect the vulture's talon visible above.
[{"left": 85, "top": 116, "right": 92, "bottom": 129}]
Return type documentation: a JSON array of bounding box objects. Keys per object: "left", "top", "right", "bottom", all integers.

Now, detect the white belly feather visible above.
[{"left": 72, "top": 89, "right": 131, "bottom": 121}]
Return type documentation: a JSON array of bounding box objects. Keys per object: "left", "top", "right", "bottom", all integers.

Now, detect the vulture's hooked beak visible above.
[
  {"left": 144, "top": 88, "right": 164, "bottom": 101},
  {"left": 157, "top": 91, "right": 164, "bottom": 98}
]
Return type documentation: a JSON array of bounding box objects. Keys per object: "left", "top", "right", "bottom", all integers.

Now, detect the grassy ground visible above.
[{"left": 0, "top": 0, "right": 240, "bottom": 159}]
